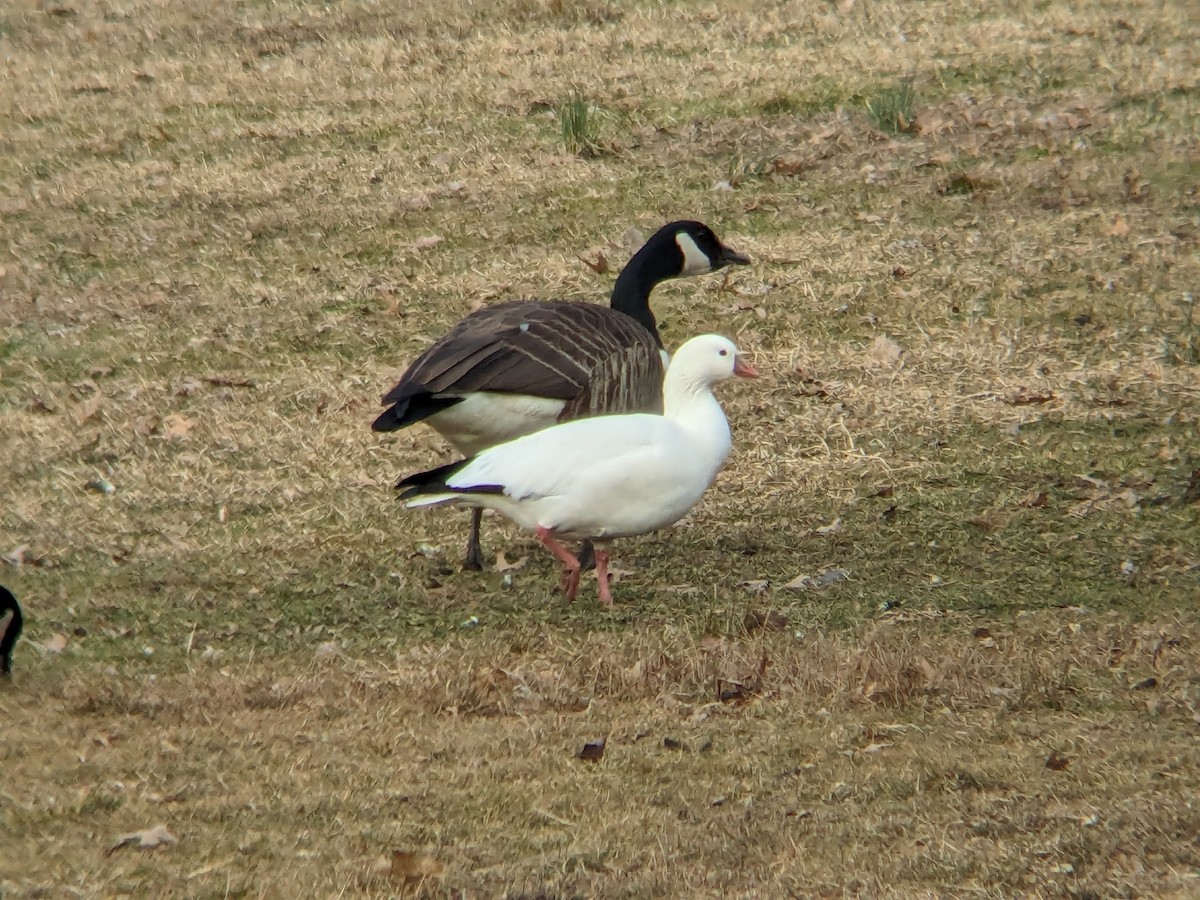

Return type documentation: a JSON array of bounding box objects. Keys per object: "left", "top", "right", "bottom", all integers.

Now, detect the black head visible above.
[
  {"left": 654, "top": 220, "right": 752, "bottom": 277},
  {"left": 611, "top": 221, "right": 751, "bottom": 335},
  {"left": 0, "top": 585, "right": 22, "bottom": 679}
]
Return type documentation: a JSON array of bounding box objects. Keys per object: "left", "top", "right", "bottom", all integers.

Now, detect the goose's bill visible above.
[
  {"left": 717, "top": 245, "right": 752, "bottom": 268},
  {"left": 733, "top": 355, "right": 758, "bottom": 378}
]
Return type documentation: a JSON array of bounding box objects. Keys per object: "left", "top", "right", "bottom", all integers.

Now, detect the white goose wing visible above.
[{"left": 446, "top": 413, "right": 674, "bottom": 502}]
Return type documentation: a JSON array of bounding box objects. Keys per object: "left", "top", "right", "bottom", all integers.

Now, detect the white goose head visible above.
[{"left": 666, "top": 334, "right": 758, "bottom": 388}]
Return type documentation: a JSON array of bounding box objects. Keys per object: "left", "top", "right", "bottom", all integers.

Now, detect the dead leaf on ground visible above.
[
  {"left": 162, "top": 414, "right": 196, "bottom": 440},
  {"left": 814, "top": 516, "right": 842, "bottom": 536},
  {"left": 1019, "top": 490, "right": 1049, "bottom": 508},
  {"left": 1045, "top": 750, "right": 1071, "bottom": 771},
  {"left": 387, "top": 850, "right": 445, "bottom": 883},
  {"left": 577, "top": 250, "right": 608, "bottom": 274},
  {"left": 72, "top": 391, "right": 103, "bottom": 425},
  {"left": 744, "top": 609, "right": 789, "bottom": 633},
  {"left": 767, "top": 155, "right": 806, "bottom": 176},
  {"left": 600, "top": 565, "right": 634, "bottom": 586},
  {"left": 1004, "top": 388, "right": 1055, "bottom": 405},
  {"left": 967, "top": 510, "right": 1009, "bottom": 533},
  {"left": 107, "top": 824, "right": 178, "bottom": 855},
  {"left": 782, "top": 569, "right": 850, "bottom": 591},
  {"left": 204, "top": 375, "right": 257, "bottom": 389},
  {"left": 576, "top": 737, "right": 606, "bottom": 762},
  {"left": 175, "top": 377, "right": 205, "bottom": 397},
  {"left": 867, "top": 335, "right": 904, "bottom": 368},
  {"left": 411, "top": 234, "right": 443, "bottom": 251},
  {"left": 1106, "top": 215, "right": 1130, "bottom": 237},
  {"left": 493, "top": 551, "right": 527, "bottom": 573},
  {"left": 717, "top": 652, "right": 769, "bottom": 704},
  {"left": 44, "top": 633, "right": 68, "bottom": 654}
]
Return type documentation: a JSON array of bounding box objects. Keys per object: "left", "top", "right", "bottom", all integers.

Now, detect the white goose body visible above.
[
  {"left": 417, "top": 402, "right": 730, "bottom": 540},
  {"left": 398, "top": 334, "right": 757, "bottom": 604}
]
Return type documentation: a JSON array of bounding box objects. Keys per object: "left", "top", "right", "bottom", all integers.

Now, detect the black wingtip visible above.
[
  {"left": 371, "top": 405, "right": 406, "bottom": 433},
  {"left": 395, "top": 458, "right": 473, "bottom": 498},
  {"left": 373, "top": 391, "right": 464, "bottom": 433},
  {"left": 396, "top": 458, "right": 508, "bottom": 501}
]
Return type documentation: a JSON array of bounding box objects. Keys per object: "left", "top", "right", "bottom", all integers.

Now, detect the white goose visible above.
[{"left": 396, "top": 334, "right": 757, "bottom": 605}]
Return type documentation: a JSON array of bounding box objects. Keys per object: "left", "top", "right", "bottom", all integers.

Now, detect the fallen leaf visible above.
[
  {"left": 44, "top": 633, "right": 68, "bottom": 654},
  {"left": 768, "top": 154, "right": 806, "bottom": 176},
  {"left": 744, "top": 609, "right": 789, "bottom": 633},
  {"left": 72, "top": 391, "right": 103, "bottom": 425},
  {"left": 782, "top": 569, "right": 850, "bottom": 591},
  {"left": 107, "top": 824, "right": 178, "bottom": 855},
  {"left": 412, "top": 234, "right": 443, "bottom": 251},
  {"left": 814, "top": 516, "right": 842, "bottom": 536},
  {"left": 600, "top": 565, "right": 634, "bottom": 586},
  {"left": 717, "top": 652, "right": 769, "bottom": 703},
  {"left": 1019, "top": 490, "right": 1049, "bottom": 508},
  {"left": 1106, "top": 215, "right": 1129, "bottom": 237},
  {"left": 967, "top": 510, "right": 1008, "bottom": 532},
  {"left": 867, "top": 335, "right": 904, "bottom": 368},
  {"left": 175, "top": 377, "right": 205, "bottom": 397},
  {"left": 493, "top": 551, "right": 527, "bottom": 573},
  {"left": 204, "top": 375, "right": 257, "bottom": 389},
  {"left": 42, "top": 2, "right": 77, "bottom": 17},
  {"left": 577, "top": 250, "right": 608, "bottom": 274},
  {"left": 388, "top": 850, "right": 445, "bottom": 883},
  {"left": 162, "top": 414, "right": 195, "bottom": 441},
  {"left": 1004, "top": 388, "right": 1055, "bottom": 405},
  {"left": 576, "top": 737, "right": 606, "bottom": 762},
  {"left": 1045, "top": 750, "right": 1071, "bottom": 771}
]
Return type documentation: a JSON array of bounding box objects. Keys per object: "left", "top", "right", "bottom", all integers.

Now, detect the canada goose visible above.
[
  {"left": 374, "top": 221, "right": 750, "bottom": 570},
  {"left": 397, "top": 334, "right": 757, "bottom": 605},
  {"left": 1, "top": 586, "right": 23, "bottom": 679}
]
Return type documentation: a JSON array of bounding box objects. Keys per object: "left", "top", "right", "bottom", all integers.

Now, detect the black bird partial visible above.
[{"left": 1, "top": 586, "right": 23, "bottom": 679}]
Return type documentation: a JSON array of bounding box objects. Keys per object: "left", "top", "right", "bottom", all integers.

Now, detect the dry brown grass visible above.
[{"left": 2, "top": 0, "right": 1199, "bottom": 895}]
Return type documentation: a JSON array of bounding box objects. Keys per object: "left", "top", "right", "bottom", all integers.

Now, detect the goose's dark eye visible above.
[{"left": 718, "top": 349, "right": 728, "bottom": 356}]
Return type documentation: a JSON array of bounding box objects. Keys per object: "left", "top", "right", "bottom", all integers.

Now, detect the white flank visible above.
[{"left": 428, "top": 392, "right": 566, "bottom": 456}]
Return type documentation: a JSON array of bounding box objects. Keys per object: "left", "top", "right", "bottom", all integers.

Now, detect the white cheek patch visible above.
[{"left": 675, "top": 232, "right": 713, "bottom": 275}]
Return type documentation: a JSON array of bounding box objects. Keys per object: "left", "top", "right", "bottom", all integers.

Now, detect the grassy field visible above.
[{"left": 2, "top": 0, "right": 1198, "bottom": 895}]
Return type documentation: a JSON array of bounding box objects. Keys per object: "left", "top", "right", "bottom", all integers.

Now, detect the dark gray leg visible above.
[
  {"left": 577, "top": 539, "right": 597, "bottom": 572},
  {"left": 463, "top": 508, "right": 485, "bottom": 571}
]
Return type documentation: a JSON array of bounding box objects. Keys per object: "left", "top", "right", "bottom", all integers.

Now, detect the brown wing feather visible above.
[{"left": 386, "top": 301, "right": 664, "bottom": 416}]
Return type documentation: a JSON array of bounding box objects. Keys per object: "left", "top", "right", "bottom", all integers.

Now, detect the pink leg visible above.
[
  {"left": 594, "top": 547, "right": 613, "bottom": 607},
  {"left": 536, "top": 527, "right": 582, "bottom": 602}
]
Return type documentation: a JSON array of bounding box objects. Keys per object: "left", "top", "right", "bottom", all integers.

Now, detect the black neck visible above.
[
  {"left": 609, "top": 243, "right": 681, "bottom": 349},
  {"left": 0, "top": 591, "right": 22, "bottom": 677}
]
